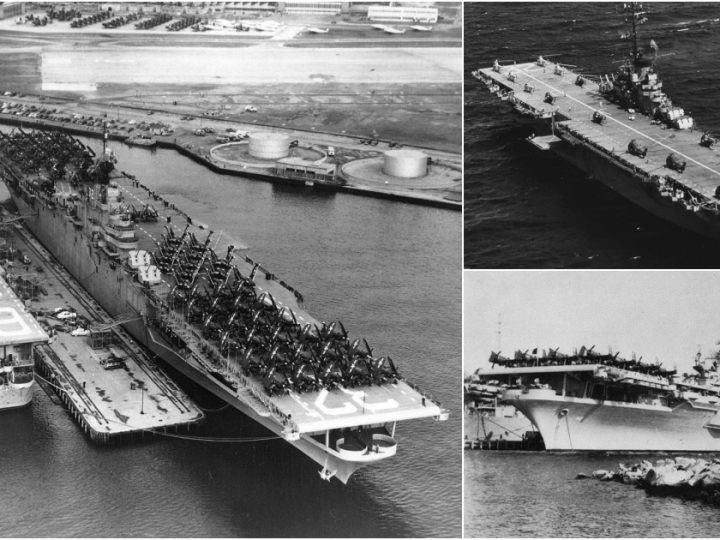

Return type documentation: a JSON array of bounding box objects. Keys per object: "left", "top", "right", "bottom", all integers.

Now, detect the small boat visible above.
[
  {"left": 410, "top": 25, "right": 433, "bottom": 32},
  {"left": 125, "top": 134, "right": 157, "bottom": 148}
]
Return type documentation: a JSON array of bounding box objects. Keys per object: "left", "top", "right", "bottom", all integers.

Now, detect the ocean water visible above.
[
  {"left": 464, "top": 4, "right": 720, "bottom": 536},
  {"left": 465, "top": 2, "right": 720, "bottom": 268},
  {"left": 465, "top": 452, "right": 720, "bottom": 537},
  {"left": 0, "top": 138, "right": 461, "bottom": 537}
]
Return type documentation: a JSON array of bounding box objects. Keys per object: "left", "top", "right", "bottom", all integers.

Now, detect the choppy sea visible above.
[{"left": 465, "top": 2, "right": 720, "bottom": 268}]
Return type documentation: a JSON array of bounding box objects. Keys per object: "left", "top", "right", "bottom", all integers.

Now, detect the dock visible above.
[
  {"left": 2, "top": 219, "right": 204, "bottom": 443},
  {"left": 464, "top": 437, "right": 544, "bottom": 451}
]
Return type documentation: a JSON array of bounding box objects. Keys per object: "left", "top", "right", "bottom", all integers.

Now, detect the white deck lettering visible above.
[
  {"left": 340, "top": 387, "right": 399, "bottom": 411},
  {"left": 0, "top": 307, "right": 31, "bottom": 336},
  {"left": 314, "top": 388, "right": 357, "bottom": 415}
]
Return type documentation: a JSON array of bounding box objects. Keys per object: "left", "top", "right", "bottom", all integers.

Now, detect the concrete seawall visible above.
[{"left": 0, "top": 115, "right": 460, "bottom": 210}]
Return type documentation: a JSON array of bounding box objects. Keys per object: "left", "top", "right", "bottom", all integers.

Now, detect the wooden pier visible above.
[
  {"left": 464, "top": 437, "right": 545, "bottom": 451},
  {"left": 3, "top": 219, "right": 204, "bottom": 443}
]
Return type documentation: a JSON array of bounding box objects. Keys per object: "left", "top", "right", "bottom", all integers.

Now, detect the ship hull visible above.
[
  {"left": 7, "top": 190, "right": 362, "bottom": 481},
  {"left": 0, "top": 381, "right": 33, "bottom": 410},
  {"left": 549, "top": 133, "right": 720, "bottom": 240},
  {"left": 509, "top": 389, "right": 720, "bottom": 451},
  {"left": 143, "top": 329, "right": 365, "bottom": 483},
  {"left": 464, "top": 408, "right": 534, "bottom": 442}
]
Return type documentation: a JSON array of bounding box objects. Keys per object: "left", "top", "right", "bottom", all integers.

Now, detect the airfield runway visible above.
[{"left": 41, "top": 45, "right": 461, "bottom": 88}]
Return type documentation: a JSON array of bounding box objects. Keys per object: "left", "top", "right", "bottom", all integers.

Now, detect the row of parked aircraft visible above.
[
  {"left": 371, "top": 24, "right": 433, "bottom": 33},
  {"left": 201, "top": 18, "right": 283, "bottom": 32},
  {"left": 197, "top": 19, "right": 433, "bottom": 35}
]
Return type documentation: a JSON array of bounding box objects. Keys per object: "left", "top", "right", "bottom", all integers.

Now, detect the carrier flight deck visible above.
[
  {"left": 115, "top": 176, "right": 442, "bottom": 435},
  {"left": 478, "top": 61, "right": 720, "bottom": 196},
  {"left": 475, "top": 53, "right": 720, "bottom": 239}
]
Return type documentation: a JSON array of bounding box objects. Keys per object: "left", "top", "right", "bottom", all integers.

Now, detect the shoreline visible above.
[
  {"left": 0, "top": 9, "right": 461, "bottom": 210},
  {"left": 0, "top": 114, "right": 461, "bottom": 210}
]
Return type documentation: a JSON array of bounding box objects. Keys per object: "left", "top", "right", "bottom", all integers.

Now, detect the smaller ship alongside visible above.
[
  {"left": 464, "top": 375, "right": 541, "bottom": 450},
  {"left": 0, "top": 274, "right": 49, "bottom": 410},
  {"left": 473, "top": 346, "right": 720, "bottom": 451}
]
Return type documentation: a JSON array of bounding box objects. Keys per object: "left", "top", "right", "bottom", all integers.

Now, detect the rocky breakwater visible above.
[{"left": 578, "top": 457, "right": 720, "bottom": 503}]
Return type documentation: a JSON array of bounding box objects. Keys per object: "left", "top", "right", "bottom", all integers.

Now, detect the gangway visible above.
[{"left": 89, "top": 313, "right": 142, "bottom": 349}]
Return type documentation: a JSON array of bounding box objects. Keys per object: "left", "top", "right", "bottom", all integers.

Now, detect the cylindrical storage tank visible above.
[
  {"left": 248, "top": 132, "right": 290, "bottom": 160},
  {"left": 383, "top": 149, "right": 428, "bottom": 178}
]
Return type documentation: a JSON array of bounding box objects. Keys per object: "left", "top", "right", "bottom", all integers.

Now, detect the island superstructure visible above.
[
  {"left": 473, "top": 3, "right": 720, "bottom": 239},
  {"left": 0, "top": 127, "right": 448, "bottom": 482},
  {"left": 473, "top": 347, "right": 720, "bottom": 451},
  {"left": 0, "top": 274, "right": 49, "bottom": 409}
]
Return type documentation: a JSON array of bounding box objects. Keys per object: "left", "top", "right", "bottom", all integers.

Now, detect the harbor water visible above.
[
  {"left": 465, "top": 451, "right": 720, "bottom": 537},
  {"left": 0, "top": 137, "right": 461, "bottom": 537},
  {"left": 465, "top": 2, "right": 720, "bottom": 268}
]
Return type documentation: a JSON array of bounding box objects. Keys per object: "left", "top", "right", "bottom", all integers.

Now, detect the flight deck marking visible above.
[
  {"left": 339, "top": 387, "right": 399, "bottom": 411},
  {"left": 288, "top": 393, "right": 322, "bottom": 417},
  {"left": 314, "top": 389, "right": 357, "bottom": 415},
  {"left": 0, "top": 307, "right": 32, "bottom": 336},
  {"left": 517, "top": 66, "right": 720, "bottom": 180}
]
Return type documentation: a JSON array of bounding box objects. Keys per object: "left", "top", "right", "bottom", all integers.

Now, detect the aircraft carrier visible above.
[
  {"left": 474, "top": 347, "right": 720, "bottom": 452},
  {"left": 0, "top": 127, "right": 448, "bottom": 483},
  {"left": 473, "top": 3, "right": 720, "bottom": 240}
]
